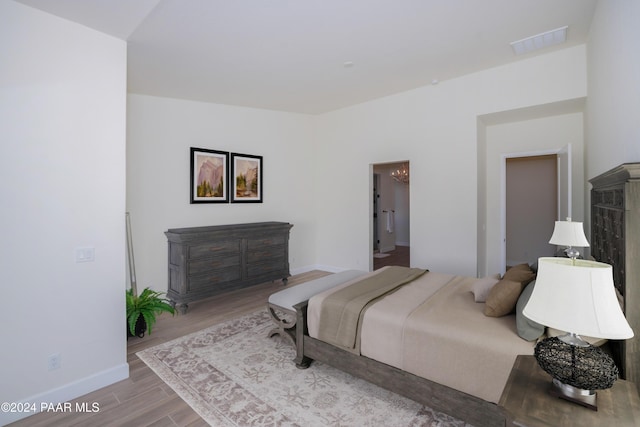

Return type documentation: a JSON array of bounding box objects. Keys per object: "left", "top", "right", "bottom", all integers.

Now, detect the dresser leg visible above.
[{"left": 175, "top": 303, "right": 188, "bottom": 315}]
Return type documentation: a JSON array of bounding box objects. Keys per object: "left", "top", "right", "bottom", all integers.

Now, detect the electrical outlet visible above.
[{"left": 48, "top": 353, "right": 61, "bottom": 371}]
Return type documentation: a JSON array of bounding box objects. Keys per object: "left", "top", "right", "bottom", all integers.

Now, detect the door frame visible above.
[
  {"left": 499, "top": 144, "right": 571, "bottom": 273},
  {"left": 373, "top": 173, "right": 380, "bottom": 252}
]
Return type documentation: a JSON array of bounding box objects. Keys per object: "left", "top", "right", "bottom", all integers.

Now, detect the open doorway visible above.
[
  {"left": 500, "top": 144, "right": 573, "bottom": 272},
  {"left": 505, "top": 155, "right": 558, "bottom": 268},
  {"left": 372, "top": 162, "right": 410, "bottom": 270}
]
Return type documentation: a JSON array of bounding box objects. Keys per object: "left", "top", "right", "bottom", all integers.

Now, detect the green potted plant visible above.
[{"left": 126, "top": 287, "right": 175, "bottom": 338}]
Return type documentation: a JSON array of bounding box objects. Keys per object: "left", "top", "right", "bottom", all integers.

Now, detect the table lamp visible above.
[
  {"left": 523, "top": 257, "right": 634, "bottom": 409},
  {"left": 548, "top": 218, "right": 590, "bottom": 259}
]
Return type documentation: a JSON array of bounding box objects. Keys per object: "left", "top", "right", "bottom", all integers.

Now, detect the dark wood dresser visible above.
[{"left": 165, "top": 222, "right": 293, "bottom": 313}]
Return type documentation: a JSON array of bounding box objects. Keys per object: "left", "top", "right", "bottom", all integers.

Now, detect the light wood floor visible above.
[{"left": 9, "top": 270, "right": 332, "bottom": 427}]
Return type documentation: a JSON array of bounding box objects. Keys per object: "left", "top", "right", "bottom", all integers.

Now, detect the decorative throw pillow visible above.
[
  {"left": 502, "top": 263, "right": 536, "bottom": 286},
  {"left": 515, "top": 281, "right": 545, "bottom": 341},
  {"left": 484, "top": 279, "right": 525, "bottom": 317},
  {"left": 471, "top": 274, "right": 501, "bottom": 303}
]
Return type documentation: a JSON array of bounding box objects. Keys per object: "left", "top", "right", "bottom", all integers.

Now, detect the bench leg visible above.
[
  {"left": 267, "top": 304, "right": 296, "bottom": 347},
  {"left": 293, "top": 301, "right": 312, "bottom": 369}
]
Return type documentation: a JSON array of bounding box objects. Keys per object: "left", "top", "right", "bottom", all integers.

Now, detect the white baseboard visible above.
[
  {"left": 379, "top": 245, "right": 396, "bottom": 254},
  {"left": 290, "top": 264, "right": 354, "bottom": 275},
  {"left": 0, "top": 363, "right": 129, "bottom": 426}
]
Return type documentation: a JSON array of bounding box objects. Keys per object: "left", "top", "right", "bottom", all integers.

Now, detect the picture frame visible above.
[
  {"left": 190, "top": 147, "right": 229, "bottom": 203},
  {"left": 231, "top": 153, "right": 263, "bottom": 203}
]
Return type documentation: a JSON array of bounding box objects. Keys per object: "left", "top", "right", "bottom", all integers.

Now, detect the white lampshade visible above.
[
  {"left": 523, "top": 257, "right": 633, "bottom": 340},
  {"left": 548, "top": 220, "right": 590, "bottom": 247}
]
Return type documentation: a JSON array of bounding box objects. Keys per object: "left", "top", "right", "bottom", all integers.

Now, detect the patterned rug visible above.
[{"left": 137, "top": 310, "right": 470, "bottom": 426}]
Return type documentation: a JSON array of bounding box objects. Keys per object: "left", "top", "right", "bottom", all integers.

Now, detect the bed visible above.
[
  {"left": 589, "top": 163, "right": 640, "bottom": 392},
  {"left": 308, "top": 268, "right": 537, "bottom": 404},
  {"left": 293, "top": 265, "right": 538, "bottom": 427},
  {"left": 291, "top": 162, "right": 639, "bottom": 427}
]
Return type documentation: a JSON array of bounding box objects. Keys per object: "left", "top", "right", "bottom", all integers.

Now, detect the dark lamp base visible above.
[
  {"left": 549, "top": 378, "right": 597, "bottom": 410},
  {"left": 534, "top": 336, "right": 619, "bottom": 411}
]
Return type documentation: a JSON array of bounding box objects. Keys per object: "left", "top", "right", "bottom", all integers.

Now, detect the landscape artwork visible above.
[
  {"left": 231, "top": 153, "right": 262, "bottom": 203},
  {"left": 190, "top": 147, "right": 229, "bottom": 203}
]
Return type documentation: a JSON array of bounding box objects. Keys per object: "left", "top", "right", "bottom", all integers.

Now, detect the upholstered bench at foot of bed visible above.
[{"left": 267, "top": 269, "right": 367, "bottom": 346}]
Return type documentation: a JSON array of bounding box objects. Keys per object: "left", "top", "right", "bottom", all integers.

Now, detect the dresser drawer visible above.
[
  {"left": 188, "top": 267, "right": 242, "bottom": 291},
  {"left": 248, "top": 244, "right": 286, "bottom": 264},
  {"left": 188, "top": 254, "right": 241, "bottom": 276},
  {"left": 247, "top": 260, "right": 286, "bottom": 278},
  {"left": 189, "top": 240, "right": 240, "bottom": 260},
  {"left": 247, "top": 235, "right": 286, "bottom": 250}
]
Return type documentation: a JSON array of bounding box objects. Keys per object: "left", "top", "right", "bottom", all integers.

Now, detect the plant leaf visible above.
[{"left": 125, "top": 286, "right": 175, "bottom": 336}]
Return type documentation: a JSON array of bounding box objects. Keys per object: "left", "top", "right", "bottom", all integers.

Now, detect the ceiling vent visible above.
[{"left": 510, "top": 26, "right": 568, "bottom": 55}]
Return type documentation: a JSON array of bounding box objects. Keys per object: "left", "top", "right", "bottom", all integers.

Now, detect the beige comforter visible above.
[
  {"left": 308, "top": 269, "right": 535, "bottom": 403},
  {"left": 315, "top": 266, "right": 427, "bottom": 350}
]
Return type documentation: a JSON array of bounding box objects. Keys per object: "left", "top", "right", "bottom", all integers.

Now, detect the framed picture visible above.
[
  {"left": 190, "top": 147, "right": 229, "bottom": 203},
  {"left": 231, "top": 153, "right": 262, "bottom": 203}
]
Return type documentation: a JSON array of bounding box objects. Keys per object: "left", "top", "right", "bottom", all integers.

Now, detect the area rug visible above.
[{"left": 137, "top": 310, "right": 470, "bottom": 426}]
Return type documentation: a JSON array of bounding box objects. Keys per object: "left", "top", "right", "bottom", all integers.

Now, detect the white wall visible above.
[
  {"left": 313, "top": 46, "right": 588, "bottom": 277},
  {"left": 0, "top": 2, "right": 128, "bottom": 424},
  {"left": 586, "top": 0, "right": 640, "bottom": 182},
  {"left": 126, "top": 94, "right": 318, "bottom": 292},
  {"left": 126, "top": 31, "right": 589, "bottom": 285}
]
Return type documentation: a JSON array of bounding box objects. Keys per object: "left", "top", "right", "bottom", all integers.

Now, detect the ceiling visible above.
[{"left": 17, "top": 0, "right": 598, "bottom": 114}]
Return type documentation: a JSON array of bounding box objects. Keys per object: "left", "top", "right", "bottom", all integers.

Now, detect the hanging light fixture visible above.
[{"left": 390, "top": 163, "right": 409, "bottom": 184}]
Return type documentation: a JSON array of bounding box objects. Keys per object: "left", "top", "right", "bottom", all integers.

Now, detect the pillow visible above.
[
  {"left": 484, "top": 279, "right": 525, "bottom": 317},
  {"left": 515, "top": 281, "right": 545, "bottom": 341},
  {"left": 502, "top": 263, "right": 536, "bottom": 285},
  {"left": 471, "top": 274, "right": 501, "bottom": 303}
]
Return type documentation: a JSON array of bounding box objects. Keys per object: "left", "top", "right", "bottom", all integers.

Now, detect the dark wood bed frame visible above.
[
  {"left": 290, "top": 162, "right": 640, "bottom": 427},
  {"left": 590, "top": 163, "right": 640, "bottom": 392},
  {"left": 293, "top": 300, "right": 506, "bottom": 427}
]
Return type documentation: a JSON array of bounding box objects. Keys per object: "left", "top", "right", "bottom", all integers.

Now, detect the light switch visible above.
[{"left": 75, "top": 247, "right": 95, "bottom": 263}]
